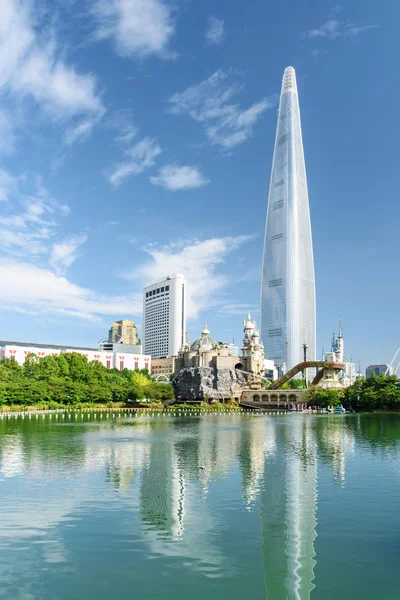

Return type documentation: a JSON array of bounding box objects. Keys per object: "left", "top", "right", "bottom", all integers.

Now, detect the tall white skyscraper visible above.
[
  {"left": 143, "top": 274, "right": 186, "bottom": 358},
  {"left": 261, "top": 66, "right": 316, "bottom": 372}
]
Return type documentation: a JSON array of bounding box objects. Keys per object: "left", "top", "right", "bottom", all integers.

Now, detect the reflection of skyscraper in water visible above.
[
  {"left": 261, "top": 417, "right": 317, "bottom": 600},
  {"left": 140, "top": 442, "right": 185, "bottom": 539}
]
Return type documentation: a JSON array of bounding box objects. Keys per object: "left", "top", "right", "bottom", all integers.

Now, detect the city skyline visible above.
[
  {"left": 261, "top": 66, "right": 316, "bottom": 372},
  {"left": 0, "top": 0, "right": 393, "bottom": 369}
]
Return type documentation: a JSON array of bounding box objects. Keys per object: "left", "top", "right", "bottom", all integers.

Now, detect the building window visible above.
[
  {"left": 269, "top": 279, "right": 282, "bottom": 287},
  {"left": 166, "top": 285, "right": 169, "bottom": 291},
  {"left": 106, "top": 360, "right": 111, "bottom": 369},
  {"left": 269, "top": 328, "right": 282, "bottom": 337},
  {"left": 135, "top": 361, "right": 139, "bottom": 369},
  {"left": 120, "top": 361, "right": 124, "bottom": 371},
  {"left": 273, "top": 199, "right": 284, "bottom": 210}
]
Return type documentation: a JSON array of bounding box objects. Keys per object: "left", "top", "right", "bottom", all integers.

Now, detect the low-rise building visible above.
[
  {"left": 366, "top": 364, "right": 392, "bottom": 377},
  {"left": 151, "top": 357, "right": 176, "bottom": 380},
  {"left": 264, "top": 359, "right": 278, "bottom": 382},
  {"left": 99, "top": 341, "right": 143, "bottom": 354},
  {"left": 0, "top": 341, "right": 151, "bottom": 372}
]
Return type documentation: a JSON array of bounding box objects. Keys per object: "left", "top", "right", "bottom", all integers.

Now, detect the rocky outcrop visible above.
[{"left": 172, "top": 366, "right": 249, "bottom": 401}]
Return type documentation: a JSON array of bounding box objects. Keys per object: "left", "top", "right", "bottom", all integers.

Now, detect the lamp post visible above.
[{"left": 303, "top": 342, "right": 308, "bottom": 388}]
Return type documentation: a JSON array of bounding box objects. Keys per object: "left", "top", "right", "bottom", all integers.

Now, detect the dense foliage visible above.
[
  {"left": 304, "top": 387, "right": 345, "bottom": 408},
  {"left": 0, "top": 353, "right": 173, "bottom": 407},
  {"left": 305, "top": 373, "right": 400, "bottom": 411}
]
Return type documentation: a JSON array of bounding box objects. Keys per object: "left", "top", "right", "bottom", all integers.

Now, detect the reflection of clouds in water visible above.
[{"left": 0, "top": 433, "right": 25, "bottom": 478}]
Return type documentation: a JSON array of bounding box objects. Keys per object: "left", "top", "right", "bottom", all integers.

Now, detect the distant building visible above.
[
  {"left": 240, "top": 315, "right": 265, "bottom": 376},
  {"left": 218, "top": 342, "right": 239, "bottom": 357},
  {"left": 329, "top": 323, "right": 357, "bottom": 386},
  {"left": 366, "top": 364, "right": 392, "bottom": 377},
  {"left": 151, "top": 357, "right": 176, "bottom": 380},
  {"left": 0, "top": 340, "right": 150, "bottom": 372},
  {"left": 174, "top": 323, "right": 238, "bottom": 373},
  {"left": 174, "top": 317, "right": 270, "bottom": 379},
  {"left": 108, "top": 320, "right": 140, "bottom": 345},
  {"left": 264, "top": 359, "right": 278, "bottom": 382},
  {"left": 143, "top": 274, "right": 186, "bottom": 359},
  {"left": 99, "top": 341, "right": 142, "bottom": 354}
]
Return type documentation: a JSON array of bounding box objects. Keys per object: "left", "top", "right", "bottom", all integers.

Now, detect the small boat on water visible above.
[{"left": 335, "top": 405, "right": 346, "bottom": 413}]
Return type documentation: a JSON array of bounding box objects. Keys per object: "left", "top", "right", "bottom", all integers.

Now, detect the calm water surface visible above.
[{"left": 0, "top": 412, "right": 399, "bottom": 599}]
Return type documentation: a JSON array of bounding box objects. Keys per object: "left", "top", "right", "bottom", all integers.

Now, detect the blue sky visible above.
[{"left": 0, "top": 0, "right": 394, "bottom": 370}]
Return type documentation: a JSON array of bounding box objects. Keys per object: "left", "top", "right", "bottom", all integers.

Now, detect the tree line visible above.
[
  {"left": 0, "top": 353, "right": 174, "bottom": 407},
  {"left": 305, "top": 372, "right": 400, "bottom": 410}
]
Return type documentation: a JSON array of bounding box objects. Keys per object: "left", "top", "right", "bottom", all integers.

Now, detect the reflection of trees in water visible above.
[
  {"left": 0, "top": 416, "right": 87, "bottom": 479},
  {"left": 310, "top": 417, "right": 354, "bottom": 487},
  {"left": 350, "top": 414, "right": 400, "bottom": 452}
]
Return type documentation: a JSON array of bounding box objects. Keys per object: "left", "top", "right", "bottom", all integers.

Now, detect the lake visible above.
[{"left": 0, "top": 411, "right": 399, "bottom": 599}]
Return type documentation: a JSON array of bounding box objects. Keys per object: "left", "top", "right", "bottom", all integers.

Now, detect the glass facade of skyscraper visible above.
[{"left": 260, "top": 67, "right": 316, "bottom": 372}]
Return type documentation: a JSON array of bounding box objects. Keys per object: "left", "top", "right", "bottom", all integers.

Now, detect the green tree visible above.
[
  {"left": 39, "top": 355, "right": 60, "bottom": 380},
  {"left": 304, "top": 388, "right": 344, "bottom": 408},
  {"left": 63, "top": 353, "right": 90, "bottom": 383},
  {"left": 23, "top": 354, "right": 40, "bottom": 379}
]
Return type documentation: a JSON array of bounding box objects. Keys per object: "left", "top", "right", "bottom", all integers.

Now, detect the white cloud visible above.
[
  {"left": 49, "top": 234, "right": 88, "bottom": 274},
  {"left": 217, "top": 303, "right": 258, "bottom": 316},
  {"left": 0, "top": 169, "right": 16, "bottom": 202},
  {"left": 0, "top": 0, "right": 104, "bottom": 145},
  {"left": 108, "top": 137, "right": 162, "bottom": 187},
  {"left": 150, "top": 164, "right": 209, "bottom": 191},
  {"left": 91, "top": 0, "right": 176, "bottom": 58},
  {"left": 0, "top": 108, "right": 16, "bottom": 154},
  {"left": 129, "top": 236, "right": 252, "bottom": 319},
  {"left": 206, "top": 17, "right": 225, "bottom": 45},
  {"left": 106, "top": 110, "right": 138, "bottom": 144},
  {"left": 115, "top": 126, "right": 137, "bottom": 145},
  {"left": 307, "top": 19, "right": 378, "bottom": 40},
  {"left": 0, "top": 174, "right": 69, "bottom": 257},
  {"left": 0, "top": 258, "right": 134, "bottom": 320},
  {"left": 63, "top": 119, "right": 99, "bottom": 146},
  {"left": 168, "top": 70, "right": 272, "bottom": 149}
]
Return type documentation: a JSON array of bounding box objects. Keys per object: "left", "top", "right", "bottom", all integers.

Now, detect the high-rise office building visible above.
[
  {"left": 143, "top": 274, "right": 186, "bottom": 358},
  {"left": 261, "top": 66, "right": 316, "bottom": 373},
  {"left": 108, "top": 319, "right": 140, "bottom": 345}
]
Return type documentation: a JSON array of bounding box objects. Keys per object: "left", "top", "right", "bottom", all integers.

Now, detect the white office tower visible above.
[
  {"left": 261, "top": 66, "right": 316, "bottom": 373},
  {"left": 143, "top": 274, "right": 186, "bottom": 359}
]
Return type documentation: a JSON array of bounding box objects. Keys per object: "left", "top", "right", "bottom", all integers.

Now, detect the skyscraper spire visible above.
[{"left": 261, "top": 66, "right": 316, "bottom": 371}]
